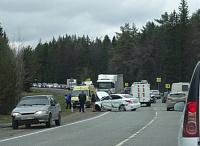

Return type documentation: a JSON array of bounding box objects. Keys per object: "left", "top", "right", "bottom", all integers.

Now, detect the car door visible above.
[
  {"left": 110, "top": 95, "right": 122, "bottom": 108},
  {"left": 101, "top": 96, "right": 112, "bottom": 109},
  {"left": 49, "top": 96, "right": 57, "bottom": 120}
]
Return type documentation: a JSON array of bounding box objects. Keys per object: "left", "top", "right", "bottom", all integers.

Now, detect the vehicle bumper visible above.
[
  {"left": 125, "top": 103, "right": 141, "bottom": 110},
  {"left": 178, "top": 137, "right": 199, "bottom": 146},
  {"left": 12, "top": 114, "right": 49, "bottom": 124}
]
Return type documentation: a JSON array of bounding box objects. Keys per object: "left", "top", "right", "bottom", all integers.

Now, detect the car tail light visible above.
[
  {"left": 168, "top": 97, "right": 172, "bottom": 100},
  {"left": 183, "top": 101, "right": 199, "bottom": 137},
  {"left": 131, "top": 94, "right": 133, "bottom": 96},
  {"left": 125, "top": 100, "right": 132, "bottom": 103}
]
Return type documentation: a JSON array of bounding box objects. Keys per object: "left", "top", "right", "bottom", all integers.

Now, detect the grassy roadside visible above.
[{"left": 0, "top": 89, "right": 77, "bottom": 125}]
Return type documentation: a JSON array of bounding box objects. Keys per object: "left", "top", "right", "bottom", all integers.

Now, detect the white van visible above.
[
  {"left": 130, "top": 83, "right": 151, "bottom": 106},
  {"left": 171, "top": 82, "right": 190, "bottom": 96}
]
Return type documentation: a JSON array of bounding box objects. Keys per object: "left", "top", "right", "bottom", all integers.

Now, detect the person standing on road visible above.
[
  {"left": 91, "top": 91, "right": 96, "bottom": 112},
  {"left": 78, "top": 90, "right": 86, "bottom": 112},
  {"left": 66, "top": 93, "right": 71, "bottom": 109}
]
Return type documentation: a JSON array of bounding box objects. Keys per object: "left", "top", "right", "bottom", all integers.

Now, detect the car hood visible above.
[
  {"left": 12, "top": 105, "right": 49, "bottom": 114},
  {"left": 97, "top": 91, "right": 109, "bottom": 100}
]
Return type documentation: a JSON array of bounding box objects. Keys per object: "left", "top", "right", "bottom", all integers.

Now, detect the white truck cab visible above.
[{"left": 130, "top": 83, "right": 151, "bottom": 106}]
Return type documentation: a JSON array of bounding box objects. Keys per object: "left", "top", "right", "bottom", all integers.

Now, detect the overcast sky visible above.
[{"left": 0, "top": 0, "right": 200, "bottom": 48}]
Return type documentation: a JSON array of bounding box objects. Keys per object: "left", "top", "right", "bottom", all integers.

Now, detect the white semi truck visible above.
[{"left": 96, "top": 74, "right": 124, "bottom": 94}]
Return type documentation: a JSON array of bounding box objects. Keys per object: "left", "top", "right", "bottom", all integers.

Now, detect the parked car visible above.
[
  {"left": 11, "top": 95, "right": 61, "bottom": 129},
  {"left": 95, "top": 92, "right": 141, "bottom": 111},
  {"left": 124, "top": 87, "right": 131, "bottom": 94},
  {"left": 57, "top": 84, "right": 67, "bottom": 89},
  {"left": 151, "top": 90, "right": 160, "bottom": 99},
  {"left": 150, "top": 92, "right": 156, "bottom": 103},
  {"left": 166, "top": 92, "right": 187, "bottom": 111},
  {"left": 174, "top": 61, "right": 200, "bottom": 146},
  {"left": 53, "top": 83, "right": 58, "bottom": 88}
]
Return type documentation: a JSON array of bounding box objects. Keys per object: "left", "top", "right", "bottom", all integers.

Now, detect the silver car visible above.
[{"left": 11, "top": 95, "right": 61, "bottom": 129}]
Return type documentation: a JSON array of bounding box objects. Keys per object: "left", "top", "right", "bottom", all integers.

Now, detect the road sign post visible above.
[{"left": 156, "top": 78, "right": 161, "bottom": 91}]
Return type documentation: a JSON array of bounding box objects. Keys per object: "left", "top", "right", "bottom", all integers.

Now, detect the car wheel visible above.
[
  {"left": 119, "top": 105, "right": 125, "bottom": 111},
  {"left": 95, "top": 105, "right": 101, "bottom": 111},
  {"left": 167, "top": 107, "right": 170, "bottom": 111},
  {"left": 46, "top": 114, "right": 52, "bottom": 128},
  {"left": 131, "top": 109, "right": 136, "bottom": 111},
  {"left": 25, "top": 124, "right": 31, "bottom": 128},
  {"left": 12, "top": 117, "right": 18, "bottom": 129},
  {"left": 55, "top": 113, "right": 61, "bottom": 126}
]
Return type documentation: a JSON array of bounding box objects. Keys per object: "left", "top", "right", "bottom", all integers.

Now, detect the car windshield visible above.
[
  {"left": 98, "top": 82, "right": 112, "bottom": 89},
  {"left": 18, "top": 96, "right": 49, "bottom": 106},
  {"left": 72, "top": 90, "right": 88, "bottom": 97},
  {"left": 170, "top": 93, "right": 186, "bottom": 98},
  {"left": 123, "top": 95, "right": 133, "bottom": 98}
]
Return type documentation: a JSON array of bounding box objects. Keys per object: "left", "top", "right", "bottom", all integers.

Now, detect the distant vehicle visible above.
[
  {"left": 57, "top": 84, "right": 67, "bottom": 89},
  {"left": 162, "top": 91, "right": 170, "bottom": 103},
  {"left": 151, "top": 90, "right": 161, "bottom": 99},
  {"left": 53, "top": 83, "right": 58, "bottom": 88},
  {"left": 124, "top": 87, "right": 131, "bottom": 94},
  {"left": 82, "top": 80, "right": 93, "bottom": 86},
  {"left": 171, "top": 82, "right": 190, "bottom": 96},
  {"left": 95, "top": 92, "right": 141, "bottom": 111},
  {"left": 174, "top": 61, "right": 200, "bottom": 146},
  {"left": 130, "top": 83, "right": 151, "bottom": 106},
  {"left": 37, "top": 83, "right": 42, "bottom": 88},
  {"left": 166, "top": 92, "right": 186, "bottom": 111},
  {"left": 71, "top": 85, "right": 96, "bottom": 108},
  {"left": 11, "top": 95, "right": 61, "bottom": 129},
  {"left": 32, "top": 83, "right": 37, "bottom": 87},
  {"left": 141, "top": 80, "right": 148, "bottom": 84},
  {"left": 41, "top": 83, "right": 47, "bottom": 88},
  {"left": 66, "top": 78, "right": 77, "bottom": 90},
  {"left": 150, "top": 92, "right": 156, "bottom": 103},
  {"left": 96, "top": 74, "right": 124, "bottom": 93},
  {"left": 47, "top": 83, "right": 53, "bottom": 88}
]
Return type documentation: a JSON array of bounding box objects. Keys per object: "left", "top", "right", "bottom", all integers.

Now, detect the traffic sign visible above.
[
  {"left": 125, "top": 83, "right": 129, "bottom": 86},
  {"left": 165, "top": 84, "right": 170, "bottom": 88},
  {"left": 156, "top": 78, "right": 161, "bottom": 82}
]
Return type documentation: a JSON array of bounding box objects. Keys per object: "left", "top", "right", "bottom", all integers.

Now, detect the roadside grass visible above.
[{"left": 0, "top": 89, "right": 77, "bottom": 125}]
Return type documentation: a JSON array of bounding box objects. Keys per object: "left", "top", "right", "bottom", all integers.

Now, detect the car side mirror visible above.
[{"left": 174, "top": 101, "right": 185, "bottom": 111}]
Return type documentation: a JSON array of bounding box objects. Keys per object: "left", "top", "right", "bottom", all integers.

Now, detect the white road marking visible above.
[
  {"left": 0, "top": 112, "right": 109, "bottom": 143},
  {"left": 116, "top": 108, "right": 158, "bottom": 146}
]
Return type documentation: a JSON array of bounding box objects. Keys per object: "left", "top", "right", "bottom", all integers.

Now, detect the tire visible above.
[
  {"left": 95, "top": 105, "right": 101, "bottom": 111},
  {"left": 25, "top": 124, "right": 31, "bottom": 128},
  {"left": 167, "top": 107, "right": 170, "bottom": 111},
  {"left": 55, "top": 113, "right": 61, "bottom": 126},
  {"left": 146, "top": 103, "right": 151, "bottom": 107},
  {"left": 131, "top": 109, "right": 136, "bottom": 111},
  {"left": 12, "top": 117, "right": 18, "bottom": 129},
  {"left": 46, "top": 114, "right": 52, "bottom": 128},
  {"left": 119, "top": 105, "right": 125, "bottom": 111}
]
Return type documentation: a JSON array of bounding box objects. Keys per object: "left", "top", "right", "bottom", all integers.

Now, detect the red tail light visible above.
[
  {"left": 125, "top": 100, "right": 132, "bottom": 103},
  {"left": 168, "top": 97, "right": 172, "bottom": 100},
  {"left": 183, "top": 101, "right": 199, "bottom": 137},
  {"left": 131, "top": 94, "right": 133, "bottom": 96}
]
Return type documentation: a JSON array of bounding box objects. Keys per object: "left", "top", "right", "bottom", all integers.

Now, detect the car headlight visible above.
[
  {"left": 35, "top": 110, "right": 48, "bottom": 114},
  {"left": 12, "top": 112, "right": 20, "bottom": 116}
]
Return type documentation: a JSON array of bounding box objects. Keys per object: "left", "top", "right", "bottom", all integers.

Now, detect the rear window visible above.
[
  {"left": 170, "top": 93, "right": 186, "bottom": 98},
  {"left": 182, "top": 85, "right": 188, "bottom": 91}
]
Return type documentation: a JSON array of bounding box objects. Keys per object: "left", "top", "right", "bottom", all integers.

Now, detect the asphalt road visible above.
[{"left": 0, "top": 99, "right": 182, "bottom": 146}]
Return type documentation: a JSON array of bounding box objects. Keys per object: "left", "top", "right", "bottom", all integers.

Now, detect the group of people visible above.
[{"left": 65, "top": 91, "right": 97, "bottom": 112}]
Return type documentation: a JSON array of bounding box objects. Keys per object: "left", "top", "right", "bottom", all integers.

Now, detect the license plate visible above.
[{"left": 21, "top": 116, "right": 34, "bottom": 120}]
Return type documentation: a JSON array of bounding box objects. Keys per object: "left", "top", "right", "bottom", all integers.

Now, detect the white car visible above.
[
  {"left": 95, "top": 91, "right": 141, "bottom": 111},
  {"left": 174, "top": 61, "right": 200, "bottom": 146}
]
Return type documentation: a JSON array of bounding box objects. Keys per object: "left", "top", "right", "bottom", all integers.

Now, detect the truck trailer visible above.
[{"left": 96, "top": 74, "right": 124, "bottom": 94}]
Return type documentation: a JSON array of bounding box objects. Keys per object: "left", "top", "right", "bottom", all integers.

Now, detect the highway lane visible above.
[{"left": 0, "top": 99, "right": 182, "bottom": 146}]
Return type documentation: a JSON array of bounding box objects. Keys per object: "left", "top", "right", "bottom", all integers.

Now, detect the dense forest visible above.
[{"left": 1, "top": 0, "right": 200, "bottom": 114}]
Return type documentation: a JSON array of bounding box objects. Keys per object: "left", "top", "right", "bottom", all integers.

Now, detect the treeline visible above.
[{"left": 1, "top": 0, "right": 200, "bottom": 114}]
